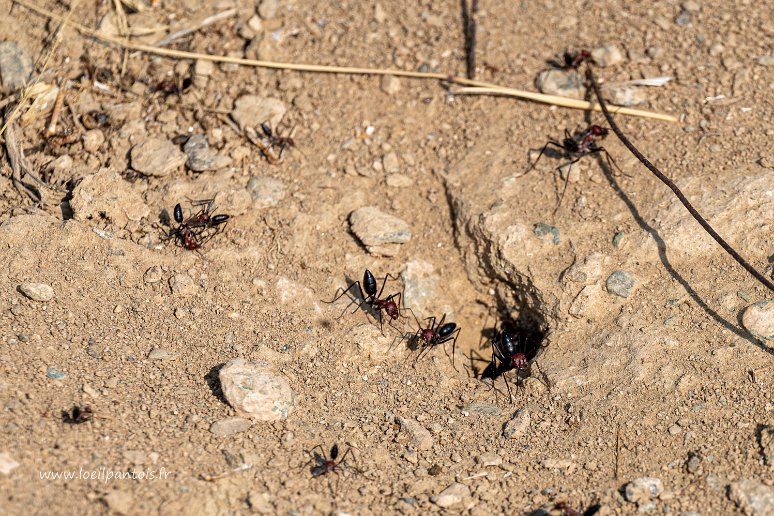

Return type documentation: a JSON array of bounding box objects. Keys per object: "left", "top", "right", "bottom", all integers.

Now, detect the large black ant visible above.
[
  {"left": 324, "top": 269, "right": 407, "bottom": 334},
  {"left": 61, "top": 405, "right": 93, "bottom": 424},
  {"left": 485, "top": 322, "right": 548, "bottom": 401},
  {"left": 165, "top": 199, "right": 229, "bottom": 251},
  {"left": 307, "top": 443, "right": 362, "bottom": 477},
  {"left": 525, "top": 124, "right": 623, "bottom": 214},
  {"left": 248, "top": 122, "right": 296, "bottom": 164},
  {"left": 408, "top": 312, "right": 461, "bottom": 371}
]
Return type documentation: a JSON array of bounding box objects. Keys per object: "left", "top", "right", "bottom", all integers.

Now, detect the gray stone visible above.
[
  {"left": 0, "top": 41, "right": 33, "bottom": 92},
  {"left": 46, "top": 367, "right": 65, "bottom": 380},
  {"left": 169, "top": 274, "right": 197, "bottom": 296},
  {"left": 606, "top": 271, "right": 635, "bottom": 298},
  {"left": 219, "top": 358, "right": 295, "bottom": 421},
  {"left": 130, "top": 138, "right": 187, "bottom": 177},
  {"left": 431, "top": 482, "right": 470, "bottom": 508},
  {"left": 349, "top": 206, "right": 412, "bottom": 257},
  {"left": 591, "top": 44, "right": 624, "bottom": 67},
  {"left": 534, "top": 222, "right": 560, "bottom": 245},
  {"left": 396, "top": 416, "right": 433, "bottom": 450},
  {"left": 462, "top": 402, "right": 501, "bottom": 416},
  {"left": 0, "top": 452, "right": 20, "bottom": 475},
  {"left": 675, "top": 10, "right": 692, "bottom": 26},
  {"left": 757, "top": 56, "right": 774, "bottom": 67},
  {"left": 401, "top": 259, "right": 438, "bottom": 318},
  {"left": 231, "top": 95, "right": 286, "bottom": 131},
  {"left": 625, "top": 477, "right": 664, "bottom": 504},
  {"left": 147, "top": 348, "right": 178, "bottom": 360},
  {"left": 728, "top": 479, "right": 774, "bottom": 515},
  {"left": 741, "top": 300, "right": 774, "bottom": 341},
  {"left": 247, "top": 176, "right": 285, "bottom": 208},
  {"left": 18, "top": 283, "right": 54, "bottom": 302},
  {"left": 503, "top": 406, "right": 530, "bottom": 439},
  {"left": 535, "top": 69, "right": 585, "bottom": 99},
  {"left": 380, "top": 75, "right": 401, "bottom": 95},
  {"left": 209, "top": 417, "right": 252, "bottom": 436},
  {"left": 602, "top": 85, "right": 647, "bottom": 106},
  {"left": 183, "top": 135, "right": 232, "bottom": 172}
]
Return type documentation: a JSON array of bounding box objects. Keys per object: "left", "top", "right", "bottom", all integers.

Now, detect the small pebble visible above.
[
  {"left": 247, "top": 492, "right": 273, "bottom": 514},
  {"left": 102, "top": 490, "right": 133, "bottom": 515},
  {"left": 194, "top": 59, "right": 214, "bottom": 77},
  {"left": 386, "top": 174, "right": 413, "bottom": 188},
  {"left": 0, "top": 41, "right": 33, "bottom": 92},
  {"left": 257, "top": 0, "right": 279, "bottom": 19},
  {"left": 82, "top": 129, "right": 105, "bottom": 153},
  {"left": 682, "top": 1, "right": 700, "bottom": 11},
  {"left": 741, "top": 300, "right": 774, "bottom": 341},
  {"left": 535, "top": 69, "right": 585, "bottom": 99},
  {"left": 143, "top": 266, "right": 163, "bottom": 284},
  {"left": 183, "top": 135, "right": 232, "bottom": 172},
  {"left": 349, "top": 207, "right": 412, "bottom": 257},
  {"left": 462, "top": 402, "right": 501, "bottom": 416},
  {"left": 757, "top": 56, "right": 774, "bottom": 67},
  {"left": 686, "top": 453, "right": 701, "bottom": 473},
  {"left": 612, "top": 231, "right": 626, "bottom": 248},
  {"left": 534, "top": 222, "right": 560, "bottom": 245},
  {"left": 625, "top": 477, "right": 664, "bottom": 504},
  {"left": 46, "top": 367, "right": 65, "bottom": 380},
  {"left": 0, "top": 452, "right": 20, "bottom": 475},
  {"left": 231, "top": 95, "right": 286, "bottom": 131},
  {"left": 709, "top": 43, "right": 725, "bottom": 57},
  {"left": 209, "top": 417, "right": 252, "bottom": 437},
  {"left": 401, "top": 259, "right": 438, "bottom": 319},
  {"left": 591, "top": 44, "right": 624, "bottom": 67},
  {"left": 18, "top": 283, "right": 54, "bottom": 302},
  {"left": 169, "top": 274, "right": 197, "bottom": 296},
  {"left": 380, "top": 75, "right": 401, "bottom": 95},
  {"left": 503, "top": 406, "right": 530, "bottom": 439},
  {"left": 219, "top": 358, "right": 295, "bottom": 421},
  {"left": 247, "top": 16, "right": 264, "bottom": 34},
  {"left": 130, "top": 138, "right": 186, "bottom": 177},
  {"left": 675, "top": 10, "right": 692, "bottom": 26},
  {"left": 247, "top": 176, "right": 286, "bottom": 208},
  {"left": 382, "top": 152, "right": 400, "bottom": 174},
  {"left": 602, "top": 85, "right": 647, "bottom": 106},
  {"left": 727, "top": 479, "right": 774, "bottom": 515},
  {"left": 396, "top": 416, "right": 433, "bottom": 450},
  {"left": 606, "top": 270, "right": 635, "bottom": 298},
  {"left": 147, "top": 348, "right": 177, "bottom": 360},
  {"left": 475, "top": 452, "right": 502, "bottom": 467},
  {"left": 431, "top": 482, "right": 470, "bottom": 508}
]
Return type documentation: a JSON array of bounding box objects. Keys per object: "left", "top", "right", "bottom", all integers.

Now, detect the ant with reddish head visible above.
[
  {"left": 407, "top": 312, "right": 461, "bottom": 371},
  {"left": 308, "top": 443, "right": 362, "bottom": 478},
  {"left": 165, "top": 198, "right": 230, "bottom": 251},
  {"left": 324, "top": 269, "right": 408, "bottom": 335},
  {"left": 524, "top": 124, "right": 624, "bottom": 214},
  {"left": 485, "top": 321, "right": 548, "bottom": 402}
]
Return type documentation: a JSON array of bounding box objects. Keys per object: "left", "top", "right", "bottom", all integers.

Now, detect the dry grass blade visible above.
[{"left": 14, "top": 0, "right": 676, "bottom": 122}]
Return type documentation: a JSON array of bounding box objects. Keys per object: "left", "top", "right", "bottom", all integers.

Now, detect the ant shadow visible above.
[
  {"left": 582, "top": 112, "right": 770, "bottom": 355},
  {"left": 204, "top": 363, "right": 230, "bottom": 407}
]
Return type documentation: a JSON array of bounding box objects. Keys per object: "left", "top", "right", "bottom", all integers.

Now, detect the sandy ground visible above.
[{"left": 0, "top": 0, "right": 773, "bottom": 514}]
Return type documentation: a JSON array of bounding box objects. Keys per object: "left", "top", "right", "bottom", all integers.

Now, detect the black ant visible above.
[
  {"left": 166, "top": 199, "right": 229, "bottom": 251},
  {"left": 548, "top": 49, "right": 592, "bottom": 70},
  {"left": 249, "top": 122, "right": 295, "bottom": 164},
  {"left": 525, "top": 124, "right": 623, "bottom": 214},
  {"left": 408, "top": 312, "right": 461, "bottom": 371},
  {"left": 485, "top": 322, "right": 548, "bottom": 401},
  {"left": 308, "top": 444, "right": 362, "bottom": 477},
  {"left": 61, "top": 405, "right": 93, "bottom": 424},
  {"left": 324, "top": 269, "right": 407, "bottom": 334}
]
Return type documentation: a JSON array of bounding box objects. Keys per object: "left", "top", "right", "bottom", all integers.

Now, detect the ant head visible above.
[
  {"left": 384, "top": 301, "right": 399, "bottom": 319},
  {"left": 173, "top": 203, "right": 184, "bottom": 223},
  {"left": 590, "top": 125, "right": 608, "bottom": 137},
  {"left": 511, "top": 352, "right": 529, "bottom": 371},
  {"left": 420, "top": 328, "right": 436, "bottom": 344}
]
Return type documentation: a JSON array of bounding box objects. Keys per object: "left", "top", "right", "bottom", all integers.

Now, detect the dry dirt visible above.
[{"left": 0, "top": 0, "right": 773, "bottom": 514}]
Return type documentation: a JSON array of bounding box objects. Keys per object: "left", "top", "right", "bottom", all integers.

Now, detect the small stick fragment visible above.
[
  {"left": 586, "top": 65, "right": 774, "bottom": 293},
  {"left": 154, "top": 8, "right": 237, "bottom": 47},
  {"left": 45, "top": 85, "right": 65, "bottom": 136},
  {"left": 200, "top": 463, "right": 252, "bottom": 482}
]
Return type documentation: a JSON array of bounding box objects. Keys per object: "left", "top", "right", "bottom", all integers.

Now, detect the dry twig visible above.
[{"left": 153, "top": 8, "right": 237, "bottom": 47}]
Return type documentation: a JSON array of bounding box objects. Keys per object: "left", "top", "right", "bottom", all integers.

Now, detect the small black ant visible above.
[
  {"left": 408, "top": 312, "right": 461, "bottom": 370},
  {"left": 525, "top": 124, "right": 623, "bottom": 214},
  {"left": 61, "top": 405, "right": 93, "bottom": 424},
  {"left": 165, "top": 199, "right": 229, "bottom": 251},
  {"left": 251, "top": 122, "right": 295, "bottom": 164},
  {"left": 324, "top": 269, "right": 407, "bottom": 334},
  {"left": 308, "top": 444, "right": 362, "bottom": 477},
  {"left": 548, "top": 49, "right": 592, "bottom": 70},
  {"left": 485, "top": 322, "right": 548, "bottom": 401}
]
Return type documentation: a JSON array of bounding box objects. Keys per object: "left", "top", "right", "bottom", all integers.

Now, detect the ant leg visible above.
[
  {"left": 532, "top": 360, "right": 552, "bottom": 392},
  {"left": 502, "top": 372, "right": 514, "bottom": 403},
  {"left": 524, "top": 140, "right": 565, "bottom": 175},
  {"left": 324, "top": 282, "right": 366, "bottom": 319},
  {"left": 450, "top": 327, "right": 461, "bottom": 372},
  {"left": 599, "top": 147, "right": 629, "bottom": 177},
  {"left": 552, "top": 155, "right": 583, "bottom": 217},
  {"left": 375, "top": 272, "right": 401, "bottom": 299}
]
